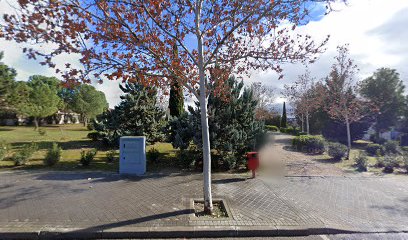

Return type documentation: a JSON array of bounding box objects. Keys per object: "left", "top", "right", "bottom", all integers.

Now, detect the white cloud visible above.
[{"left": 249, "top": 0, "right": 408, "bottom": 97}]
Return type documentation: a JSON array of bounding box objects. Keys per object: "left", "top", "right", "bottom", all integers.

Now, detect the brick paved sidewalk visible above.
[{"left": 0, "top": 171, "right": 407, "bottom": 238}]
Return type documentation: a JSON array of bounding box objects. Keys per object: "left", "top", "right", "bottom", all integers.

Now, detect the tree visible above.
[
  {"left": 0, "top": 52, "right": 16, "bottom": 108},
  {"left": 359, "top": 68, "right": 405, "bottom": 137},
  {"left": 281, "top": 102, "right": 287, "bottom": 128},
  {"left": 70, "top": 84, "right": 108, "bottom": 126},
  {"left": 318, "top": 45, "right": 371, "bottom": 159},
  {"left": 94, "top": 82, "right": 166, "bottom": 146},
  {"left": 251, "top": 82, "right": 276, "bottom": 121},
  {"left": 283, "top": 69, "right": 317, "bottom": 134},
  {"left": 1, "top": 0, "right": 339, "bottom": 213},
  {"left": 13, "top": 76, "right": 61, "bottom": 129},
  {"left": 169, "top": 76, "right": 265, "bottom": 169},
  {"left": 168, "top": 43, "right": 185, "bottom": 118}
]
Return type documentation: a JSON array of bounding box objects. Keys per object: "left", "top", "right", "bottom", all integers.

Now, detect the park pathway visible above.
[{"left": 259, "top": 133, "right": 346, "bottom": 177}]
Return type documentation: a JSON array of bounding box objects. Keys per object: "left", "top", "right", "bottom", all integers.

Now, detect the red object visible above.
[{"left": 247, "top": 152, "right": 259, "bottom": 178}]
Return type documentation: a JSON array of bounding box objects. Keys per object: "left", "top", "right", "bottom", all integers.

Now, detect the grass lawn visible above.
[{"left": 0, "top": 125, "right": 177, "bottom": 171}]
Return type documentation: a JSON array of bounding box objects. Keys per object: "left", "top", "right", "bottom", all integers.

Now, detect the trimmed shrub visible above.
[
  {"left": 0, "top": 141, "right": 11, "bottom": 161},
  {"left": 297, "top": 132, "right": 307, "bottom": 136},
  {"left": 384, "top": 140, "right": 400, "bottom": 154},
  {"left": 375, "top": 156, "right": 385, "bottom": 168},
  {"left": 382, "top": 155, "right": 400, "bottom": 173},
  {"left": 354, "top": 152, "right": 368, "bottom": 172},
  {"left": 106, "top": 150, "right": 116, "bottom": 163},
  {"left": 146, "top": 148, "right": 160, "bottom": 163},
  {"left": 292, "top": 135, "right": 325, "bottom": 154},
  {"left": 265, "top": 125, "right": 279, "bottom": 132},
  {"left": 327, "top": 142, "right": 348, "bottom": 161},
  {"left": 80, "top": 149, "right": 97, "bottom": 166},
  {"left": 365, "top": 143, "right": 384, "bottom": 156},
  {"left": 12, "top": 142, "right": 38, "bottom": 166},
  {"left": 87, "top": 132, "right": 100, "bottom": 141},
  {"left": 44, "top": 142, "right": 62, "bottom": 166}
]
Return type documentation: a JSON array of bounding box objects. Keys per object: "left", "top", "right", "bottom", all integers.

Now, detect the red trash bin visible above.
[{"left": 247, "top": 152, "right": 259, "bottom": 178}]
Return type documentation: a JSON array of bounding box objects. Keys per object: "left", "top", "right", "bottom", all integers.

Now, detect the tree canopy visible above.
[{"left": 0, "top": 52, "right": 17, "bottom": 108}]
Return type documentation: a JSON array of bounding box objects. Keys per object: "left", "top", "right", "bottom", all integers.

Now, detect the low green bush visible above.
[
  {"left": 292, "top": 135, "right": 325, "bottom": 154},
  {"left": 12, "top": 142, "right": 38, "bottom": 166},
  {"left": 402, "top": 146, "right": 408, "bottom": 152},
  {"left": 87, "top": 132, "right": 100, "bottom": 141},
  {"left": 327, "top": 142, "right": 348, "bottom": 161},
  {"left": 281, "top": 126, "right": 300, "bottom": 135},
  {"left": 384, "top": 140, "right": 400, "bottom": 154},
  {"left": 354, "top": 152, "right": 368, "bottom": 172},
  {"left": 365, "top": 143, "right": 384, "bottom": 156},
  {"left": 80, "top": 149, "right": 97, "bottom": 166},
  {"left": 44, "top": 142, "right": 62, "bottom": 166},
  {"left": 147, "top": 148, "right": 160, "bottom": 163},
  {"left": 403, "top": 154, "right": 408, "bottom": 173},
  {"left": 382, "top": 154, "right": 400, "bottom": 173},
  {"left": 106, "top": 150, "right": 116, "bottom": 163},
  {"left": 0, "top": 141, "right": 11, "bottom": 161},
  {"left": 297, "top": 132, "right": 307, "bottom": 136},
  {"left": 176, "top": 148, "right": 200, "bottom": 169},
  {"left": 265, "top": 125, "right": 279, "bottom": 132}
]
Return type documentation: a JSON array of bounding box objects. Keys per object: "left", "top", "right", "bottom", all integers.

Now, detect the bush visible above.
[
  {"left": 80, "top": 149, "right": 97, "bottom": 166},
  {"left": 384, "top": 140, "right": 400, "bottom": 154},
  {"left": 12, "top": 143, "right": 38, "bottom": 166},
  {"left": 176, "top": 148, "right": 200, "bottom": 169},
  {"left": 292, "top": 135, "right": 325, "bottom": 154},
  {"left": 354, "top": 152, "right": 368, "bottom": 172},
  {"left": 403, "top": 154, "right": 408, "bottom": 173},
  {"left": 375, "top": 156, "right": 385, "bottom": 168},
  {"left": 146, "top": 148, "right": 160, "bottom": 163},
  {"left": 382, "top": 155, "right": 400, "bottom": 173},
  {"left": 365, "top": 143, "right": 384, "bottom": 156},
  {"left": 327, "top": 142, "right": 348, "bottom": 161},
  {"left": 38, "top": 128, "right": 47, "bottom": 136},
  {"left": 87, "top": 132, "right": 100, "bottom": 141},
  {"left": 265, "top": 125, "right": 279, "bottom": 132},
  {"left": 402, "top": 146, "right": 408, "bottom": 153},
  {"left": 297, "top": 132, "right": 307, "bottom": 136},
  {"left": 106, "top": 150, "right": 116, "bottom": 163},
  {"left": 44, "top": 142, "right": 62, "bottom": 166},
  {"left": 400, "top": 134, "right": 408, "bottom": 146},
  {"left": 0, "top": 141, "right": 11, "bottom": 161},
  {"left": 369, "top": 134, "right": 386, "bottom": 144}
]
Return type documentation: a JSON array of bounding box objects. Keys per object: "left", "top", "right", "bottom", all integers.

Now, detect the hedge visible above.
[{"left": 292, "top": 135, "right": 325, "bottom": 154}]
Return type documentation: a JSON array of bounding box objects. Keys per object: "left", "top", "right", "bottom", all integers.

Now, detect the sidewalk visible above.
[{"left": 1, "top": 170, "right": 408, "bottom": 239}]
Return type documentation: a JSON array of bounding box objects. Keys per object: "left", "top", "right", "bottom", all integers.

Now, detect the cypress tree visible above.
[
  {"left": 281, "top": 102, "right": 287, "bottom": 128},
  {"left": 168, "top": 43, "right": 184, "bottom": 117}
]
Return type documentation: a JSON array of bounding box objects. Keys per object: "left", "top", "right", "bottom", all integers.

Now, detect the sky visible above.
[{"left": 0, "top": 0, "right": 408, "bottom": 108}]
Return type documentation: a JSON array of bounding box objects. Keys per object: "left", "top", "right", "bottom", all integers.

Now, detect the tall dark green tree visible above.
[
  {"left": 169, "top": 77, "right": 265, "bottom": 169},
  {"left": 94, "top": 82, "right": 166, "bottom": 146},
  {"left": 0, "top": 52, "right": 16, "bottom": 108},
  {"left": 359, "top": 68, "right": 405, "bottom": 136},
  {"left": 281, "top": 102, "right": 287, "bottom": 128},
  {"left": 168, "top": 43, "right": 184, "bottom": 117}
]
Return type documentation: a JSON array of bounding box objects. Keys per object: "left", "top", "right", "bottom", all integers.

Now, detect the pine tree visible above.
[
  {"left": 168, "top": 43, "right": 184, "bottom": 117},
  {"left": 281, "top": 102, "right": 287, "bottom": 128},
  {"left": 94, "top": 82, "right": 166, "bottom": 146},
  {"left": 169, "top": 77, "right": 266, "bottom": 169}
]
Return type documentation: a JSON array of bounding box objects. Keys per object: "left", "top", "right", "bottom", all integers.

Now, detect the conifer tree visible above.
[
  {"left": 281, "top": 102, "right": 287, "bottom": 128},
  {"left": 168, "top": 43, "right": 184, "bottom": 117}
]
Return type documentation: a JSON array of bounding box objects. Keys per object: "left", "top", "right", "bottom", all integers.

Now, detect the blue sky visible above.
[{"left": 1, "top": 0, "right": 408, "bottom": 108}]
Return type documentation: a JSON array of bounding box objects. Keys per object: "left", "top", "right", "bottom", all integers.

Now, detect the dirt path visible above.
[{"left": 259, "top": 133, "right": 347, "bottom": 176}]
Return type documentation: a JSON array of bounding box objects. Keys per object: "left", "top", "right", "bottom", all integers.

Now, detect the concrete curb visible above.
[{"left": 1, "top": 226, "right": 407, "bottom": 239}]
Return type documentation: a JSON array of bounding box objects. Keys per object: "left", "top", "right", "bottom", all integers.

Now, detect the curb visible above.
[{"left": 1, "top": 226, "right": 407, "bottom": 239}]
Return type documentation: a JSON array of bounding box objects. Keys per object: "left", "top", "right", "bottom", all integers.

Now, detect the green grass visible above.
[{"left": 0, "top": 125, "right": 177, "bottom": 171}]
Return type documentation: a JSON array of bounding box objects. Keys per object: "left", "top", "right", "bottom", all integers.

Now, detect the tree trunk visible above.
[
  {"left": 196, "top": 0, "right": 213, "bottom": 214},
  {"left": 301, "top": 114, "right": 304, "bottom": 132},
  {"left": 306, "top": 111, "right": 310, "bottom": 135},
  {"left": 83, "top": 116, "right": 87, "bottom": 127},
  {"left": 33, "top": 117, "right": 39, "bottom": 130},
  {"left": 345, "top": 115, "right": 352, "bottom": 160}
]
